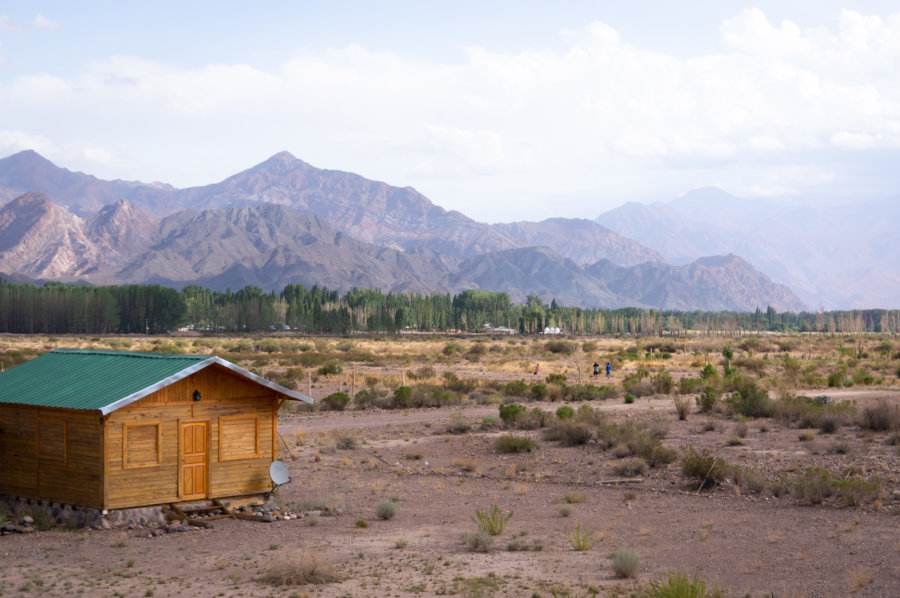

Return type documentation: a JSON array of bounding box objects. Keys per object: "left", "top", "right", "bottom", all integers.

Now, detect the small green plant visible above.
[
  {"left": 394, "top": 539, "right": 408, "bottom": 549},
  {"left": 556, "top": 405, "right": 575, "bottom": 420},
  {"left": 695, "top": 385, "right": 721, "bottom": 413},
  {"left": 611, "top": 548, "right": 640, "bottom": 578},
  {"left": 494, "top": 434, "right": 536, "bottom": 453},
  {"left": 681, "top": 445, "right": 730, "bottom": 489},
  {"left": 649, "top": 571, "right": 708, "bottom": 598},
  {"left": 624, "top": 393, "right": 635, "bottom": 404},
  {"left": 355, "top": 518, "right": 370, "bottom": 528},
  {"left": 473, "top": 505, "right": 513, "bottom": 535},
  {"left": 612, "top": 457, "right": 649, "bottom": 477},
  {"left": 566, "top": 523, "right": 595, "bottom": 551},
  {"left": 376, "top": 499, "right": 398, "bottom": 520},
  {"left": 564, "top": 491, "right": 584, "bottom": 504},
  {"left": 319, "top": 391, "right": 350, "bottom": 411}
]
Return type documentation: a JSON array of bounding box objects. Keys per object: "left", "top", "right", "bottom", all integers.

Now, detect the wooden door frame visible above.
[{"left": 177, "top": 418, "right": 210, "bottom": 500}]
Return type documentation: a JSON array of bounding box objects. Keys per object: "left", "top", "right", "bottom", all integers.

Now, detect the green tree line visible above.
[{"left": 1, "top": 278, "right": 898, "bottom": 335}]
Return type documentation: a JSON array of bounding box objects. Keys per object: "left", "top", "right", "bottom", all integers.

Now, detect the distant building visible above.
[{"left": 542, "top": 327, "right": 561, "bottom": 334}]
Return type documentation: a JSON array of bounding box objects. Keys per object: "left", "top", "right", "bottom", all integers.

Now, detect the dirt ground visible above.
[{"left": 2, "top": 387, "right": 898, "bottom": 598}]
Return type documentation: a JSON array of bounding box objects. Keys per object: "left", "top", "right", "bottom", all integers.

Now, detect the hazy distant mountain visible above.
[
  {"left": 587, "top": 254, "right": 807, "bottom": 312},
  {"left": 0, "top": 150, "right": 175, "bottom": 216},
  {"left": 0, "top": 150, "right": 818, "bottom": 311},
  {"left": 491, "top": 218, "right": 665, "bottom": 267},
  {"left": 452, "top": 246, "right": 633, "bottom": 307},
  {"left": 598, "top": 187, "right": 899, "bottom": 309},
  {"left": 172, "top": 152, "right": 520, "bottom": 260},
  {"left": 118, "top": 203, "right": 454, "bottom": 293}
]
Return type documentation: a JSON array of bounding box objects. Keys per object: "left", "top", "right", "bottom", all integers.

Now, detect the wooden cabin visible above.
[{"left": 0, "top": 349, "right": 313, "bottom": 510}]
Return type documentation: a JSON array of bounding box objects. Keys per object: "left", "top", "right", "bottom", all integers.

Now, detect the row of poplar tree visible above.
[{"left": 0, "top": 279, "right": 898, "bottom": 336}]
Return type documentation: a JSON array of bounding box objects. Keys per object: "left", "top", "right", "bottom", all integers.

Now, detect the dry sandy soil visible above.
[{"left": 2, "top": 387, "right": 899, "bottom": 598}]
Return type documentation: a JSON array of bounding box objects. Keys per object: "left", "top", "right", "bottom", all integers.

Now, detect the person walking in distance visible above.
[
  {"left": 593, "top": 361, "right": 600, "bottom": 376},
  {"left": 605, "top": 362, "right": 611, "bottom": 379}
]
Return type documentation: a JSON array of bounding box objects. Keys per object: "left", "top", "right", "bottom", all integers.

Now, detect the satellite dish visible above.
[{"left": 269, "top": 460, "right": 291, "bottom": 487}]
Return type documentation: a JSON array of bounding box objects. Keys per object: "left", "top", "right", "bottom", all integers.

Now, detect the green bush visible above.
[
  {"left": 495, "top": 434, "right": 536, "bottom": 453},
  {"left": 827, "top": 369, "right": 849, "bottom": 387},
  {"left": 695, "top": 385, "right": 721, "bottom": 413},
  {"left": 556, "top": 405, "right": 575, "bottom": 420},
  {"left": 649, "top": 572, "right": 708, "bottom": 598},
  {"left": 542, "top": 421, "right": 592, "bottom": 446},
  {"left": 678, "top": 377, "right": 704, "bottom": 394},
  {"left": 499, "top": 403, "right": 527, "bottom": 424},
  {"left": 545, "top": 340, "right": 575, "bottom": 354},
  {"left": 529, "top": 382, "right": 548, "bottom": 400},
  {"left": 565, "top": 384, "right": 618, "bottom": 402},
  {"left": 792, "top": 467, "right": 835, "bottom": 504},
  {"left": 393, "top": 386, "right": 413, "bottom": 408},
  {"left": 503, "top": 379, "right": 529, "bottom": 397},
  {"left": 545, "top": 373, "right": 567, "bottom": 385},
  {"left": 442, "top": 372, "right": 478, "bottom": 393},
  {"left": 353, "top": 389, "right": 373, "bottom": 409},
  {"left": 319, "top": 392, "right": 350, "bottom": 411},
  {"left": 681, "top": 445, "right": 730, "bottom": 489},
  {"left": 624, "top": 393, "right": 635, "bottom": 404},
  {"left": 317, "top": 360, "right": 343, "bottom": 376},
  {"left": 699, "top": 363, "right": 718, "bottom": 380},
  {"left": 725, "top": 379, "right": 773, "bottom": 418},
  {"left": 653, "top": 368, "right": 674, "bottom": 394},
  {"left": 612, "top": 457, "right": 648, "bottom": 477}
]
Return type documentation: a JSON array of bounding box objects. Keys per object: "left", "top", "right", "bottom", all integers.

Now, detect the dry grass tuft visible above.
[{"left": 262, "top": 551, "right": 340, "bottom": 586}]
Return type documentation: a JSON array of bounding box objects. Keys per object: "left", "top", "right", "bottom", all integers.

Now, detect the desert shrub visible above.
[
  {"left": 545, "top": 340, "right": 575, "bottom": 354},
  {"left": 376, "top": 499, "right": 398, "bottom": 520},
  {"left": 319, "top": 392, "right": 350, "bottom": 411},
  {"left": 624, "top": 393, "right": 635, "bottom": 404},
  {"left": 678, "top": 377, "right": 704, "bottom": 394},
  {"left": 566, "top": 524, "right": 595, "bottom": 551},
  {"left": 734, "top": 356, "right": 766, "bottom": 376},
  {"left": 699, "top": 363, "right": 718, "bottom": 381},
  {"left": 317, "top": 360, "right": 343, "bottom": 376},
  {"left": 529, "top": 382, "right": 548, "bottom": 400},
  {"left": 859, "top": 401, "right": 900, "bottom": 431},
  {"left": 681, "top": 445, "right": 730, "bottom": 489},
  {"left": 623, "top": 371, "right": 654, "bottom": 398},
  {"left": 353, "top": 389, "right": 374, "bottom": 409},
  {"left": 582, "top": 340, "right": 598, "bottom": 353},
  {"left": 499, "top": 403, "right": 527, "bottom": 424},
  {"left": 792, "top": 467, "right": 835, "bottom": 504},
  {"left": 653, "top": 368, "right": 675, "bottom": 394},
  {"left": 673, "top": 396, "right": 691, "bottom": 420},
  {"left": 446, "top": 412, "right": 471, "bottom": 434},
  {"left": 612, "top": 457, "right": 649, "bottom": 477},
  {"left": 827, "top": 368, "right": 849, "bottom": 387},
  {"left": 695, "top": 385, "right": 720, "bottom": 413},
  {"left": 473, "top": 505, "right": 512, "bottom": 535},
  {"left": 575, "top": 403, "right": 604, "bottom": 425},
  {"left": 262, "top": 551, "right": 339, "bottom": 586},
  {"left": 725, "top": 379, "right": 773, "bottom": 418},
  {"left": 851, "top": 367, "right": 875, "bottom": 386},
  {"left": 465, "top": 343, "right": 487, "bottom": 361},
  {"left": 392, "top": 386, "right": 413, "bottom": 408},
  {"left": 542, "top": 421, "right": 592, "bottom": 446},
  {"left": 442, "top": 372, "right": 478, "bottom": 393},
  {"left": 442, "top": 342, "right": 460, "bottom": 356},
  {"left": 495, "top": 434, "right": 536, "bottom": 453},
  {"left": 565, "top": 383, "right": 618, "bottom": 402},
  {"left": 556, "top": 405, "right": 575, "bottom": 420},
  {"left": 833, "top": 477, "right": 882, "bottom": 507},
  {"left": 503, "top": 379, "right": 529, "bottom": 397},
  {"left": 546, "top": 373, "right": 567, "bottom": 385},
  {"left": 611, "top": 548, "right": 640, "bottom": 578},
  {"left": 460, "top": 530, "right": 494, "bottom": 552},
  {"left": 649, "top": 572, "right": 708, "bottom": 598}
]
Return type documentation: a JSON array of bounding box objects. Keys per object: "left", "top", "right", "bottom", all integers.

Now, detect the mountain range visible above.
[
  {"left": 0, "top": 150, "right": 810, "bottom": 312},
  {"left": 598, "top": 187, "right": 899, "bottom": 309}
]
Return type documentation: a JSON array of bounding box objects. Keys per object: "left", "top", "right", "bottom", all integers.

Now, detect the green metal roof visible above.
[{"left": 0, "top": 349, "right": 313, "bottom": 415}]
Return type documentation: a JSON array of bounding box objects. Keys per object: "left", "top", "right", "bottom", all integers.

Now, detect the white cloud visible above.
[
  {"left": 0, "top": 15, "right": 25, "bottom": 33},
  {"left": 2, "top": 8, "right": 899, "bottom": 220},
  {"left": 32, "top": 14, "right": 61, "bottom": 31}
]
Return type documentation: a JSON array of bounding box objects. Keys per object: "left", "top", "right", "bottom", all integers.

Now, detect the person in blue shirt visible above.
[{"left": 605, "top": 362, "right": 612, "bottom": 378}]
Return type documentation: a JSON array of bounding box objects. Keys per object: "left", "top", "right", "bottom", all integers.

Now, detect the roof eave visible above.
[{"left": 99, "top": 356, "right": 314, "bottom": 416}]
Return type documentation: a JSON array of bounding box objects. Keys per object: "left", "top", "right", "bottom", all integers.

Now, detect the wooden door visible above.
[{"left": 181, "top": 422, "right": 207, "bottom": 499}]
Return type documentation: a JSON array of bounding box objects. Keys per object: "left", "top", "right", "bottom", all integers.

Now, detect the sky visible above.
[{"left": 1, "top": 1, "right": 899, "bottom": 223}]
